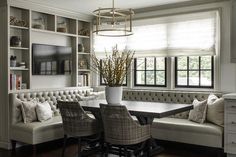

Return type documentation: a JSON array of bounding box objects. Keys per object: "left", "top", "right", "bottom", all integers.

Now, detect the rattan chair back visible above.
[
  {"left": 58, "top": 101, "right": 99, "bottom": 137},
  {"left": 100, "top": 104, "right": 151, "bottom": 145}
]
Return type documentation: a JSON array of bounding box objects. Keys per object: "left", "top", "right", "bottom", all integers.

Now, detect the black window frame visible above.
[
  {"left": 175, "top": 56, "right": 214, "bottom": 88},
  {"left": 134, "top": 57, "right": 167, "bottom": 87}
]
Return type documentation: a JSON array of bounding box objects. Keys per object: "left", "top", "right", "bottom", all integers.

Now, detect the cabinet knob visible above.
[
  {"left": 232, "top": 142, "right": 236, "bottom": 145},
  {"left": 232, "top": 121, "right": 236, "bottom": 125},
  {"left": 231, "top": 106, "right": 236, "bottom": 108}
]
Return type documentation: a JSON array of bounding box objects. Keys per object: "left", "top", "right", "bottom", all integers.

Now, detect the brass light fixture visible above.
[{"left": 93, "top": 0, "right": 134, "bottom": 37}]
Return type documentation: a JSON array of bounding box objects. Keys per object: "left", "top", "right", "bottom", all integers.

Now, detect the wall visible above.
[
  {"left": 31, "top": 32, "right": 72, "bottom": 89},
  {"left": 133, "top": 0, "right": 236, "bottom": 93}
]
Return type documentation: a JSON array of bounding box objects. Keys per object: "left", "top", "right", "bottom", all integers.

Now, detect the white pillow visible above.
[
  {"left": 207, "top": 94, "right": 224, "bottom": 126},
  {"left": 188, "top": 99, "right": 207, "bottom": 124},
  {"left": 36, "top": 102, "right": 53, "bottom": 122}
]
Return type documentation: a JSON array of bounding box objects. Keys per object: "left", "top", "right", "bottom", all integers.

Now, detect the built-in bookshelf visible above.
[
  {"left": 8, "top": 6, "right": 92, "bottom": 92},
  {"left": 9, "top": 6, "right": 30, "bottom": 91},
  {"left": 77, "top": 20, "right": 91, "bottom": 86}
]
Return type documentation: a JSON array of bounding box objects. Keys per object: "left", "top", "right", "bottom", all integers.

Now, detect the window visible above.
[
  {"left": 94, "top": 10, "right": 219, "bottom": 89},
  {"left": 134, "top": 57, "right": 166, "bottom": 87},
  {"left": 175, "top": 56, "right": 214, "bottom": 88}
]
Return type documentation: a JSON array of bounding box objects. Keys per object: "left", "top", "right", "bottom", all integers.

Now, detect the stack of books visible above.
[
  {"left": 10, "top": 74, "right": 22, "bottom": 90},
  {"left": 78, "top": 74, "right": 90, "bottom": 86}
]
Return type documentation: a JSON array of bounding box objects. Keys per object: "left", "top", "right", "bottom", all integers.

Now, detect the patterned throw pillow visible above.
[
  {"left": 21, "top": 100, "right": 38, "bottom": 123},
  {"left": 207, "top": 94, "right": 224, "bottom": 126},
  {"left": 188, "top": 99, "right": 207, "bottom": 123}
]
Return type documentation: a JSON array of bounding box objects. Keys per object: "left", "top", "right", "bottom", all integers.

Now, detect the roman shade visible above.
[{"left": 93, "top": 10, "right": 218, "bottom": 58}]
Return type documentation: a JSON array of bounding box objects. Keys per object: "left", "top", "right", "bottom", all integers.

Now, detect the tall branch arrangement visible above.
[{"left": 92, "top": 46, "right": 134, "bottom": 87}]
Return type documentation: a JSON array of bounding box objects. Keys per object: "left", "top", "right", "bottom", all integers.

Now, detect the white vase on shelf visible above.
[{"left": 105, "top": 86, "right": 123, "bottom": 105}]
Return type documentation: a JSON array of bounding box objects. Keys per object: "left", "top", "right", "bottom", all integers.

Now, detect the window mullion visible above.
[
  {"left": 199, "top": 56, "right": 201, "bottom": 87},
  {"left": 154, "top": 57, "right": 156, "bottom": 85},
  {"left": 187, "top": 57, "right": 189, "bottom": 86}
]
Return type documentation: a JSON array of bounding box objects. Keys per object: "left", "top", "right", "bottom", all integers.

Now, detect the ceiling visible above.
[{"left": 23, "top": 0, "right": 192, "bottom": 15}]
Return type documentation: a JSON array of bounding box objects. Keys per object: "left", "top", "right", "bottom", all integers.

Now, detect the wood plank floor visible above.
[{"left": 0, "top": 139, "right": 225, "bottom": 157}]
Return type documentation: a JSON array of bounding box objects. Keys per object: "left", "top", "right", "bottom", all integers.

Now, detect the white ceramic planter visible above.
[{"left": 105, "top": 86, "right": 123, "bottom": 105}]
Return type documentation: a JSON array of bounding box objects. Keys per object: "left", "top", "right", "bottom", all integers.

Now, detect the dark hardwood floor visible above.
[{"left": 0, "top": 139, "right": 225, "bottom": 157}]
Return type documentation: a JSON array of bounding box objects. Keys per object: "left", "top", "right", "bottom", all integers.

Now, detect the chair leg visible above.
[
  {"left": 62, "top": 135, "right": 67, "bottom": 157},
  {"left": 146, "top": 139, "right": 151, "bottom": 157},
  {"left": 105, "top": 143, "right": 109, "bottom": 157},
  {"left": 124, "top": 146, "right": 128, "bottom": 157},
  {"left": 32, "top": 145, "right": 37, "bottom": 157},
  {"left": 78, "top": 137, "right": 81, "bottom": 157},
  {"left": 11, "top": 140, "right": 16, "bottom": 151},
  {"left": 119, "top": 147, "right": 122, "bottom": 157}
]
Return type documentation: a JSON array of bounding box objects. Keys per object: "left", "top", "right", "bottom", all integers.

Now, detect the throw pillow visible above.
[
  {"left": 188, "top": 99, "right": 207, "bottom": 123},
  {"left": 207, "top": 94, "right": 224, "bottom": 126},
  {"left": 36, "top": 102, "right": 53, "bottom": 122},
  {"left": 21, "top": 100, "right": 38, "bottom": 123},
  {"left": 77, "top": 94, "right": 97, "bottom": 101},
  {"left": 14, "top": 98, "right": 23, "bottom": 123}
]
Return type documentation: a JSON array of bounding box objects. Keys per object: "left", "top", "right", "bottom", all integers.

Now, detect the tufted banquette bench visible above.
[
  {"left": 9, "top": 87, "right": 104, "bottom": 148},
  {"left": 123, "top": 90, "right": 224, "bottom": 148}
]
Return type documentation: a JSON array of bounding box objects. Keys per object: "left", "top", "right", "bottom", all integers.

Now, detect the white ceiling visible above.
[{"left": 23, "top": 0, "right": 192, "bottom": 15}]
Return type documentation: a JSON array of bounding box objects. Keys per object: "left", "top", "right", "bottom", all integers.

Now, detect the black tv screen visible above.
[{"left": 32, "top": 44, "right": 72, "bottom": 75}]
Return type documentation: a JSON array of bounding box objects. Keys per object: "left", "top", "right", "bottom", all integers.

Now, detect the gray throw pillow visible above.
[
  {"left": 14, "top": 99, "right": 23, "bottom": 123},
  {"left": 188, "top": 99, "right": 207, "bottom": 123},
  {"left": 21, "top": 100, "right": 38, "bottom": 123},
  {"left": 207, "top": 94, "right": 224, "bottom": 126}
]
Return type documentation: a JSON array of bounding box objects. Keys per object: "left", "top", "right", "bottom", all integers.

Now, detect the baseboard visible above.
[{"left": 0, "top": 141, "right": 11, "bottom": 150}]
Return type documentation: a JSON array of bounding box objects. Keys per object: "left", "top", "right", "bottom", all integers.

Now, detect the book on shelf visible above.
[
  {"left": 78, "top": 73, "right": 90, "bottom": 86},
  {"left": 10, "top": 74, "right": 22, "bottom": 90}
]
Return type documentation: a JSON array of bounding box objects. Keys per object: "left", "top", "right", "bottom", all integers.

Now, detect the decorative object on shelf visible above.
[
  {"left": 19, "top": 62, "right": 26, "bottom": 68},
  {"left": 93, "top": 0, "right": 134, "bottom": 37},
  {"left": 32, "top": 17, "right": 45, "bottom": 30},
  {"left": 79, "top": 58, "right": 88, "bottom": 69},
  {"left": 92, "top": 45, "right": 134, "bottom": 104},
  {"left": 10, "top": 55, "right": 17, "bottom": 67},
  {"left": 10, "top": 16, "right": 28, "bottom": 27},
  {"left": 21, "top": 83, "right": 27, "bottom": 89},
  {"left": 78, "top": 43, "right": 85, "bottom": 52},
  {"left": 10, "top": 36, "right": 22, "bottom": 47},
  {"left": 78, "top": 28, "right": 90, "bottom": 36},
  {"left": 57, "top": 21, "right": 67, "bottom": 33}
]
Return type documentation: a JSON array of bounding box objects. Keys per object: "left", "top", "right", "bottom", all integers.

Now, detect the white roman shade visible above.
[{"left": 93, "top": 10, "right": 218, "bottom": 58}]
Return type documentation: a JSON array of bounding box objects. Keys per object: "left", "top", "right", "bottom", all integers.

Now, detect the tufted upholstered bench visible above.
[
  {"left": 123, "top": 90, "right": 224, "bottom": 148},
  {"left": 9, "top": 87, "right": 104, "bottom": 148}
]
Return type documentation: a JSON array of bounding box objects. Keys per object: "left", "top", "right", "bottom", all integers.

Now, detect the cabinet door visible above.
[{"left": 231, "top": 1, "right": 236, "bottom": 63}]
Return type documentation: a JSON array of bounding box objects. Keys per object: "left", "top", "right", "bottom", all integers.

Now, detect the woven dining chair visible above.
[
  {"left": 57, "top": 101, "right": 101, "bottom": 157},
  {"left": 100, "top": 104, "right": 151, "bottom": 157}
]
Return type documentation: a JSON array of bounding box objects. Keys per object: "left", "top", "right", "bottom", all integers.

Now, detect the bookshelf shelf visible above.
[
  {"left": 10, "top": 25, "right": 29, "bottom": 30},
  {"left": 78, "top": 35, "right": 90, "bottom": 39},
  {"left": 78, "top": 69, "right": 90, "bottom": 72},
  {"left": 32, "top": 28, "right": 77, "bottom": 37},
  {"left": 10, "top": 67, "right": 29, "bottom": 71},
  {"left": 78, "top": 52, "right": 90, "bottom": 55},
  {"left": 10, "top": 47, "right": 29, "bottom": 50}
]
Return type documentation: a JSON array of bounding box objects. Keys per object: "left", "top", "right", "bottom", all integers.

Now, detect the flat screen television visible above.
[{"left": 32, "top": 44, "right": 72, "bottom": 75}]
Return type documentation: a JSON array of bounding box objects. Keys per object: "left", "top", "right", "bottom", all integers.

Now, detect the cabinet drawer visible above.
[
  {"left": 226, "top": 114, "right": 236, "bottom": 132},
  {"left": 226, "top": 101, "right": 236, "bottom": 113},
  {"left": 225, "top": 133, "right": 236, "bottom": 154}
]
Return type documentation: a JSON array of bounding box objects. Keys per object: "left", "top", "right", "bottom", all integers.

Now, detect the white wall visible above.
[
  {"left": 31, "top": 31, "right": 72, "bottom": 89},
  {"left": 134, "top": 1, "right": 236, "bottom": 93}
]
